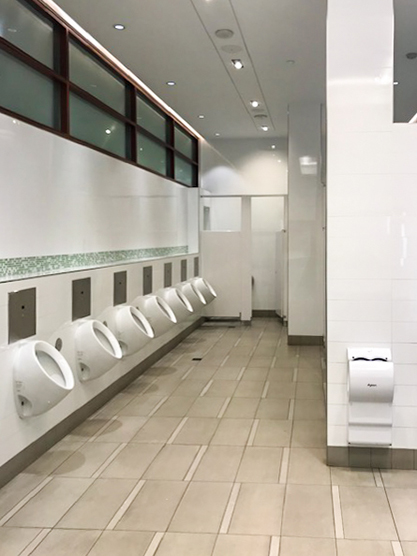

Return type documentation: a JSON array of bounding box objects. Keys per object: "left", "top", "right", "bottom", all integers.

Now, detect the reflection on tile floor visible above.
[{"left": 1, "top": 318, "right": 416, "bottom": 555}]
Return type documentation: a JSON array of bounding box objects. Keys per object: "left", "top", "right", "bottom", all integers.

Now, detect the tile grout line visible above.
[
  {"left": 269, "top": 536, "right": 280, "bottom": 556},
  {"left": 219, "top": 483, "right": 241, "bottom": 534},
  {"left": 373, "top": 468, "right": 384, "bottom": 488},
  {"left": 106, "top": 479, "right": 146, "bottom": 530},
  {"left": 288, "top": 399, "right": 295, "bottom": 420},
  {"left": 261, "top": 381, "right": 270, "bottom": 399},
  {"left": 234, "top": 338, "right": 241, "bottom": 347},
  {"left": 91, "top": 443, "right": 128, "bottom": 478},
  {"left": 217, "top": 397, "right": 231, "bottom": 419},
  {"left": 279, "top": 447, "right": 290, "bottom": 484},
  {"left": 184, "top": 445, "right": 208, "bottom": 481},
  {"left": 181, "top": 366, "right": 195, "bottom": 380},
  {"left": 0, "top": 476, "right": 53, "bottom": 526},
  {"left": 147, "top": 396, "right": 169, "bottom": 418},
  {"left": 199, "top": 379, "right": 214, "bottom": 397},
  {"left": 143, "top": 531, "right": 164, "bottom": 556},
  {"left": 392, "top": 541, "right": 405, "bottom": 556},
  {"left": 271, "top": 356, "right": 277, "bottom": 368},
  {"left": 292, "top": 368, "right": 298, "bottom": 382},
  {"left": 220, "top": 355, "right": 230, "bottom": 367},
  {"left": 88, "top": 415, "right": 119, "bottom": 443},
  {"left": 237, "top": 367, "right": 246, "bottom": 381},
  {"left": 140, "top": 378, "right": 159, "bottom": 395},
  {"left": 167, "top": 417, "right": 188, "bottom": 444},
  {"left": 19, "top": 528, "right": 51, "bottom": 556},
  {"left": 247, "top": 419, "right": 260, "bottom": 446},
  {"left": 332, "top": 485, "right": 345, "bottom": 539},
  {"left": 170, "top": 354, "right": 184, "bottom": 367}
]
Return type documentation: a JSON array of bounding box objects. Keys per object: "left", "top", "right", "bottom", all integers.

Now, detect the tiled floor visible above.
[{"left": 1, "top": 318, "right": 417, "bottom": 555}]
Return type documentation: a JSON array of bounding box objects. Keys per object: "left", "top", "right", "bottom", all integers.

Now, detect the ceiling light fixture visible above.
[
  {"left": 394, "top": 81, "right": 399, "bottom": 85},
  {"left": 261, "top": 126, "right": 269, "bottom": 132},
  {"left": 113, "top": 24, "right": 125, "bottom": 30},
  {"left": 286, "top": 59, "right": 295, "bottom": 65},
  {"left": 271, "top": 145, "right": 276, "bottom": 149},
  {"left": 166, "top": 81, "right": 176, "bottom": 86},
  {"left": 105, "top": 129, "right": 111, "bottom": 134},
  {"left": 198, "top": 115, "right": 205, "bottom": 119},
  {"left": 250, "top": 100, "right": 260, "bottom": 108},
  {"left": 231, "top": 59, "right": 244, "bottom": 70},
  {"left": 215, "top": 133, "right": 220, "bottom": 137},
  {"left": 215, "top": 29, "right": 234, "bottom": 39}
]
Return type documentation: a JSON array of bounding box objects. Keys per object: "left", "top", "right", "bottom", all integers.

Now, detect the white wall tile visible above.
[
  {"left": 328, "top": 404, "right": 348, "bottom": 426},
  {"left": 327, "top": 320, "right": 391, "bottom": 343},
  {"left": 328, "top": 300, "right": 391, "bottom": 322},
  {"left": 392, "top": 427, "right": 417, "bottom": 449},
  {"left": 327, "top": 425, "right": 348, "bottom": 446},
  {"left": 327, "top": 384, "right": 348, "bottom": 405},
  {"left": 327, "top": 279, "right": 391, "bottom": 301},
  {"left": 394, "top": 386, "right": 417, "bottom": 407},
  {"left": 394, "top": 365, "right": 417, "bottom": 385},
  {"left": 393, "top": 406, "right": 417, "bottom": 427}
]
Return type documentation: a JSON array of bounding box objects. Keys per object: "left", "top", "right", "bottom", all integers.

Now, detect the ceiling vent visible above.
[{"left": 215, "top": 29, "right": 234, "bottom": 39}]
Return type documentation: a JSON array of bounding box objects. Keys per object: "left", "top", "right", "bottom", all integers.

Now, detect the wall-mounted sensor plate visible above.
[
  {"left": 164, "top": 263, "right": 172, "bottom": 287},
  {"left": 143, "top": 266, "right": 153, "bottom": 295},
  {"left": 8, "top": 287, "right": 36, "bottom": 343},
  {"left": 72, "top": 278, "right": 91, "bottom": 320},
  {"left": 114, "top": 271, "right": 127, "bottom": 305},
  {"left": 181, "top": 259, "right": 187, "bottom": 281},
  {"left": 194, "top": 257, "right": 199, "bottom": 277}
]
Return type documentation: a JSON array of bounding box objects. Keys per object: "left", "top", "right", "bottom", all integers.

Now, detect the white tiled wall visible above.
[{"left": 327, "top": 0, "right": 417, "bottom": 448}]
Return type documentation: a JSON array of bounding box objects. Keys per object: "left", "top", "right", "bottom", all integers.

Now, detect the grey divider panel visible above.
[
  {"left": 194, "top": 257, "right": 199, "bottom": 276},
  {"left": 164, "top": 262, "right": 172, "bottom": 287},
  {"left": 8, "top": 287, "right": 36, "bottom": 343},
  {"left": 72, "top": 278, "right": 91, "bottom": 320},
  {"left": 114, "top": 271, "right": 127, "bottom": 305},
  {"left": 143, "top": 266, "right": 153, "bottom": 295},
  {"left": 181, "top": 259, "right": 187, "bottom": 281}
]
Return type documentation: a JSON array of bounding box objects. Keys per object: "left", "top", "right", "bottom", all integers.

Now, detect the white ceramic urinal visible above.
[
  {"left": 75, "top": 319, "right": 122, "bottom": 381},
  {"left": 14, "top": 340, "right": 75, "bottom": 418},
  {"left": 133, "top": 294, "right": 177, "bottom": 337},
  {"left": 190, "top": 277, "right": 217, "bottom": 305},
  {"left": 156, "top": 286, "right": 194, "bottom": 323},
  {"left": 176, "top": 280, "right": 207, "bottom": 312},
  {"left": 102, "top": 305, "right": 154, "bottom": 356}
]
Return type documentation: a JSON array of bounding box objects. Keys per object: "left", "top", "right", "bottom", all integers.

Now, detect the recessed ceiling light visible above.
[
  {"left": 166, "top": 81, "right": 176, "bottom": 86},
  {"left": 286, "top": 59, "right": 295, "bottom": 65},
  {"left": 231, "top": 59, "right": 244, "bottom": 70},
  {"left": 7, "top": 28, "right": 17, "bottom": 33},
  {"left": 250, "top": 100, "right": 260, "bottom": 108},
  {"left": 215, "top": 133, "right": 220, "bottom": 137},
  {"left": 105, "top": 129, "right": 111, "bottom": 134},
  {"left": 215, "top": 29, "right": 234, "bottom": 39},
  {"left": 261, "top": 126, "right": 269, "bottom": 132},
  {"left": 394, "top": 81, "right": 399, "bottom": 85},
  {"left": 113, "top": 24, "right": 125, "bottom": 30},
  {"left": 198, "top": 115, "right": 205, "bottom": 119},
  {"left": 271, "top": 145, "right": 276, "bottom": 149}
]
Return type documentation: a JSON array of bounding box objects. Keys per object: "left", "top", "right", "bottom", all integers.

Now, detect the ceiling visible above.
[{"left": 53, "top": 0, "right": 327, "bottom": 142}]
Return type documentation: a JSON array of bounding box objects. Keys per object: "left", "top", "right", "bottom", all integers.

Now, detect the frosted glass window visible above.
[
  {"left": 175, "top": 156, "right": 193, "bottom": 186},
  {"left": 0, "top": 0, "right": 54, "bottom": 68},
  {"left": 69, "top": 41, "right": 126, "bottom": 114},
  {"left": 136, "top": 95, "right": 167, "bottom": 141},
  {"left": 174, "top": 126, "right": 193, "bottom": 158},
  {"left": 137, "top": 134, "right": 167, "bottom": 175},
  {"left": 0, "top": 50, "right": 57, "bottom": 127},
  {"left": 70, "top": 94, "right": 126, "bottom": 157}
]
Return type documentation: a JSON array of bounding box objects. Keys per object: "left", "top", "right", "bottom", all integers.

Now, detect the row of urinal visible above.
[{"left": 13, "top": 277, "right": 217, "bottom": 419}]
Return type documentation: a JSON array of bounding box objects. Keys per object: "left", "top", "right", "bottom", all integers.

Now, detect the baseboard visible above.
[
  {"left": 288, "top": 335, "right": 324, "bottom": 346},
  {"left": 251, "top": 310, "right": 280, "bottom": 318},
  {"left": 0, "top": 317, "right": 204, "bottom": 489},
  {"left": 327, "top": 446, "right": 417, "bottom": 469}
]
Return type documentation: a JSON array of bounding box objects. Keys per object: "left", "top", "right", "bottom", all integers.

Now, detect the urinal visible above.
[
  {"left": 75, "top": 319, "right": 122, "bottom": 381},
  {"left": 190, "top": 277, "right": 217, "bottom": 305},
  {"left": 133, "top": 294, "right": 177, "bottom": 337},
  {"left": 14, "top": 340, "right": 75, "bottom": 418},
  {"left": 176, "top": 280, "right": 207, "bottom": 312},
  {"left": 101, "top": 305, "right": 154, "bottom": 356},
  {"left": 156, "top": 286, "right": 194, "bottom": 323}
]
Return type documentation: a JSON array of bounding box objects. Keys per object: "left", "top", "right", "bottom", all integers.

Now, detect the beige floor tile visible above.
[
  {"left": 66, "top": 418, "right": 113, "bottom": 441},
  {"left": 150, "top": 378, "right": 182, "bottom": 396},
  {"left": 288, "top": 448, "right": 330, "bottom": 485},
  {"left": 266, "top": 382, "right": 296, "bottom": 399},
  {"left": 330, "top": 467, "right": 376, "bottom": 487},
  {"left": 0, "top": 527, "right": 43, "bottom": 556},
  {"left": 95, "top": 416, "right": 147, "bottom": 443},
  {"left": 282, "top": 484, "right": 334, "bottom": 538},
  {"left": 130, "top": 417, "right": 182, "bottom": 443},
  {"left": 280, "top": 537, "right": 336, "bottom": 556},
  {"left": 116, "top": 480, "right": 187, "bottom": 531},
  {"left": 241, "top": 368, "right": 269, "bottom": 381},
  {"left": 169, "top": 481, "right": 232, "bottom": 533},
  {"left": 297, "top": 368, "right": 323, "bottom": 383},
  {"left": 144, "top": 445, "right": 200, "bottom": 480},
  {"left": 256, "top": 399, "right": 290, "bottom": 419},
  {"left": 213, "top": 367, "right": 242, "bottom": 380},
  {"left": 193, "top": 445, "right": 244, "bottom": 482},
  {"left": 52, "top": 442, "right": 120, "bottom": 477},
  {"left": 0, "top": 473, "right": 48, "bottom": 520},
  {"left": 337, "top": 539, "right": 395, "bottom": 556},
  {"left": 6, "top": 477, "right": 93, "bottom": 527},
  {"left": 153, "top": 396, "right": 196, "bottom": 417},
  {"left": 229, "top": 483, "right": 284, "bottom": 535},
  {"left": 224, "top": 398, "right": 260, "bottom": 418},
  {"left": 98, "top": 393, "right": 137, "bottom": 417},
  {"left": 118, "top": 394, "right": 167, "bottom": 416},
  {"left": 272, "top": 356, "right": 298, "bottom": 367},
  {"left": 189, "top": 366, "right": 219, "bottom": 379},
  {"left": 291, "top": 420, "right": 326, "bottom": 448},
  {"left": 226, "top": 357, "right": 251, "bottom": 367},
  {"left": 403, "top": 542, "right": 417, "bottom": 556},
  {"left": 296, "top": 382, "right": 324, "bottom": 400},
  {"left": 211, "top": 419, "right": 253, "bottom": 445},
  {"left": 100, "top": 443, "right": 162, "bottom": 478},
  {"left": 25, "top": 442, "right": 84, "bottom": 475},
  {"left": 88, "top": 531, "right": 154, "bottom": 556},
  {"left": 298, "top": 357, "right": 322, "bottom": 370},
  {"left": 173, "top": 418, "right": 219, "bottom": 444},
  {"left": 155, "top": 532, "right": 216, "bottom": 556},
  {"left": 233, "top": 381, "right": 265, "bottom": 398},
  {"left": 267, "top": 369, "right": 294, "bottom": 382},
  {"left": 294, "top": 399, "right": 326, "bottom": 420},
  {"left": 30, "top": 529, "right": 101, "bottom": 556},
  {"left": 213, "top": 534, "right": 270, "bottom": 556},
  {"left": 236, "top": 447, "right": 282, "bottom": 483},
  {"left": 386, "top": 488, "right": 417, "bottom": 540},
  {"left": 205, "top": 380, "right": 238, "bottom": 397},
  {"left": 187, "top": 397, "right": 226, "bottom": 417},
  {"left": 172, "top": 379, "right": 209, "bottom": 397},
  {"left": 340, "top": 486, "right": 397, "bottom": 540},
  {"left": 248, "top": 357, "right": 274, "bottom": 368},
  {"left": 381, "top": 470, "right": 417, "bottom": 488},
  {"left": 253, "top": 419, "right": 292, "bottom": 447}
]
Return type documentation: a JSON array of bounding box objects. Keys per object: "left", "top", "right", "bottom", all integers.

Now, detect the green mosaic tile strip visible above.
[{"left": 0, "top": 246, "right": 188, "bottom": 282}]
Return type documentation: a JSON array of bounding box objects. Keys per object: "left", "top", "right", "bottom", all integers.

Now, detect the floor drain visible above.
[{"left": 192, "top": 357, "right": 203, "bottom": 361}]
